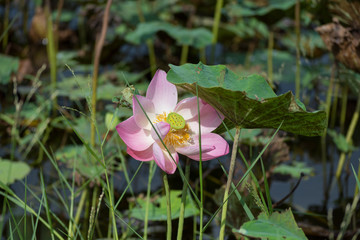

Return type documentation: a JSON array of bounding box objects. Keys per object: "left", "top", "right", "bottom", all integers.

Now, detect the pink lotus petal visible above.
[
  {"left": 146, "top": 70, "right": 177, "bottom": 114},
  {"left": 133, "top": 95, "right": 156, "bottom": 130},
  {"left": 127, "top": 146, "right": 154, "bottom": 161},
  {"left": 153, "top": 143, "right": 178, "bottom": 174},
  {"left": 116, "top": 117, "right": 154, "bottom": 151},
  {"left": 186, "top": 103, "right": 224, "bottom": 134},
  {"left": 175, "top": 144, "right": 215, "bottom": 156},
  {"left": 184, "top": 133, "right": 229, "bottom": 161},
  {"left": 174, "top": 96, "right": 205, "bottom": 120},
  {"left": 151, "top": 122, "right": 171, "bottom": 142}
]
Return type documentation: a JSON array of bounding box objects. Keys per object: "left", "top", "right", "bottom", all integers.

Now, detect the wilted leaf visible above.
[
  {"left": 167, "top": 62, "right": 327, "bottom": 136},
  {"left": 0, "top": 159, "right": 31, "bottom": 186},
  {"left": 234, "top": 209, "right": 307, "bottom": 240}
]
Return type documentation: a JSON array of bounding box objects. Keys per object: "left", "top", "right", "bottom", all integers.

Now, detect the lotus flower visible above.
[{"left": 116, "top": 70, "right": 229, "bottom": 174}]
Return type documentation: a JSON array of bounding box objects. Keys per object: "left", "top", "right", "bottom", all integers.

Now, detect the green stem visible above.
[
  {"left": 330, "top": 82, "right": 340, "bottom": 128},
  {"left": 137, "top": 0, "right": 156, "bottom": 75},
  {"left": 196, "top": 85, "right": 204, "bottom": 240},
  {"left": 177, "top": 158, "right": 191, "bottom": 240},
  {"left": 180, "top": 45, "right": 189, "bottom": 65},
  {"left": 144, "top": 161, "right": 155, "bottom": 240},
  {"left": 90, "top": 0, "right": 112, "bottom": 147},
  {"left": 2, "top": 0, "right": 9, "bottom": 51},
  {"left": 295, "top": 0, "right": 301, "bottom": 100},
  {"left": 322, "top": 64, "right": 335, "bottom": 139},
  {"left": 340, "top": 86, "right": 348, "bottom": 134},
  {"left": 267, "top": 31, "right": 274, "bottom": 88},
  {"left": 219, "top": 127, "right": 240, "bottom": 240},
  {"left": 45, "top": 1, "right": 57, "bottom": 115},
  {"left": 211, "top": 0, "right": 224, "bottom": 63},
  {"left": 212, "top": 0, "right": 223, "bottom": 44},
  {"left": 146, "top": 40, "right": 157, "bottom": 76},
  {"left": 336, "top": 94, "right": 360, "bottom": 178},
  {"left": 72, "top": 189, "right": 87, "bottom": 235},
  {"left": 163, "top": 174, "right": 172, "bottom": 240},
  {"left": 199, "top": 48, "right": 206, "bottom": 64}
]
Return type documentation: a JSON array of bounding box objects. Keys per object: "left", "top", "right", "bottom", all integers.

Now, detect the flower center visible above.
[
  {"left": 154, "top": 112, "right": 191, "bottom": 148},
  {"left": 166, "top": 112, "right": 186, "bottom": 130}
]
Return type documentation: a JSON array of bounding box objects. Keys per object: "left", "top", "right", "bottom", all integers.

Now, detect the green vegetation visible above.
[{"left": 0, "top": 0, "right": 359, "bottom": 239}]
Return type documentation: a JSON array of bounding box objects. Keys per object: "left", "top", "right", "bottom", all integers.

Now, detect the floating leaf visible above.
[
  {"left": 0, "top": 159, "right": 31, "bottom": 186},
  {"left": 0, "top": 54, "right": 19, "bottom": 84},
  {"left": 226, "top": 0, "right": 297, "bottom": 18},
  {"left": 167, "top": 62, "right": 327, "bottom": 136},
  {"left": 126, "top": 22, "right": 212, "bottom": 48},
  {"left": 234, "top": 209, "right": 307, "bottom": 240},
  {"left": 273, "top": 162, "right": 314, "bottom": 178},
  {"left": 129, "top": 190, "right": 198, "bottom": 221},
  {"left": 327, "top": 129, "right": 356, "bottom": 153}
]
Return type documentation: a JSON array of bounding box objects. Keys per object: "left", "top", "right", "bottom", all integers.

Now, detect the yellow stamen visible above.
[{"left": 154, "top": 112, "right": 191, "bottom": 148}]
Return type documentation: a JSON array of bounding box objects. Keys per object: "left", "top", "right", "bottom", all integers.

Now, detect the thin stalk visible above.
[
  {"left": 45, "top": 0, "right": 58, "bottom": 114},
  {"left": 219, "top": 126, "right": 241, "bottom": 240},
  {"left": 137, "top": 0, "right": 156, "bottom": 75},
  {"left": 144, "top": 161, "right": 155, "bottom": 240},
  {"left": 295, "top": 0, "right": 301, "bottom": 99},
  {"left": 212, "top": 0, "right": 223, "bottom": 44},
  {"left": 267, "top": 31, "right": 274, "bottom": 88},
  {"left": 177, "top": 158, "right": 191, "bottom": 240},
  {"left": 211, "top": 0, "right": 224, "bottom": 63},
  {"left": 40, "top": 171, "right": 55, "bottom": 240},
  {"left": 199, "top": 48, "right": 206, "bottom": 64},
  {"left": 90, "top": 0, "right": 112, "bottom": 147},
  {"left": 196, "top": 85, "right": 204, "bottom": 240},
  {"left": 2, "top": 0, "right": 10, "bottom": 51},
  {"left": 340, "top": 86, "right": 348, "bottom": 134},
  {"left": 180, "top": 45, "right": 189, "bottom": 65},
  {"left": 163, "top": 174, "right": 172, "bottom": 240},
  {"left": 24, "top": 177, "right": 27, "bottom": 240},
  {"left": 73, "top": 189, "right": 87, "bottom": 235},
  {"left": 336, "top": 94, "right": 360, "bottom": 178},
  {"left": 68, "top": 161, "right": 76, "bottom": 239},
  {"left": 330, "top": 83, "right": 340, "bottom": 128},
  {"left": 323, "top": 64, "right": 335, "bottom": 137}
]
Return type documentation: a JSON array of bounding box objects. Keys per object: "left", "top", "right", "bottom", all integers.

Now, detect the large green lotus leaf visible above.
[
  {"left": 126, "top": 22, "right": 212, "bottom": 48},
  {"left": 234, "top": 209, "right": 307, "bottom": 239},
  {"left": 130, "top": 190, "right": 198, "bottom": 221},
  {"left": 0, "top": 159, "right": 31, "bottom": 186},
  {"left": 167, "top": 62, "right": 326, "bottom": 136},
  {"left": 0, "top": 54, "right": 19, "bottom": 84}
]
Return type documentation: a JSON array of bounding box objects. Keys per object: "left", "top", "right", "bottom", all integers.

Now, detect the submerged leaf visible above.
[
  {"left": 235, "top": 209, "right": 307, "bottom": 240},
  {"left": 0, "top": 159, "right": 31, "bottom": 186},
  {"left": 167, "top": 62, "right": 326, "bottom": 136}
]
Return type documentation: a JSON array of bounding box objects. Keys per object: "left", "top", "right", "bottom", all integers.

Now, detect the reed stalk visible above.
[
  {"left": 219, "top": 127, "right": 241, "bottom": 240},
  {"left": 163, "top": 174, "right": 172, "bottom": 240},
  {"left": 144, "top": 161, "right": 155, "bottom": 240},
  {"left": 177, "top": 158, "right": 191, "bottom": 240},
  {"left": 295, "top": 0, "right": 301, "bottom": 99},
  {"left": 336, "top": 94, "right": 360, "bottom": 178},
  {"left": 137, "top": 0, "right": 156, "bottom": 75},
  {"left": 267, "top": 31, "right": 274, "bottom": 88},
  {"left": 211, "top": 0, "right": 224, "bottom": 63}
]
